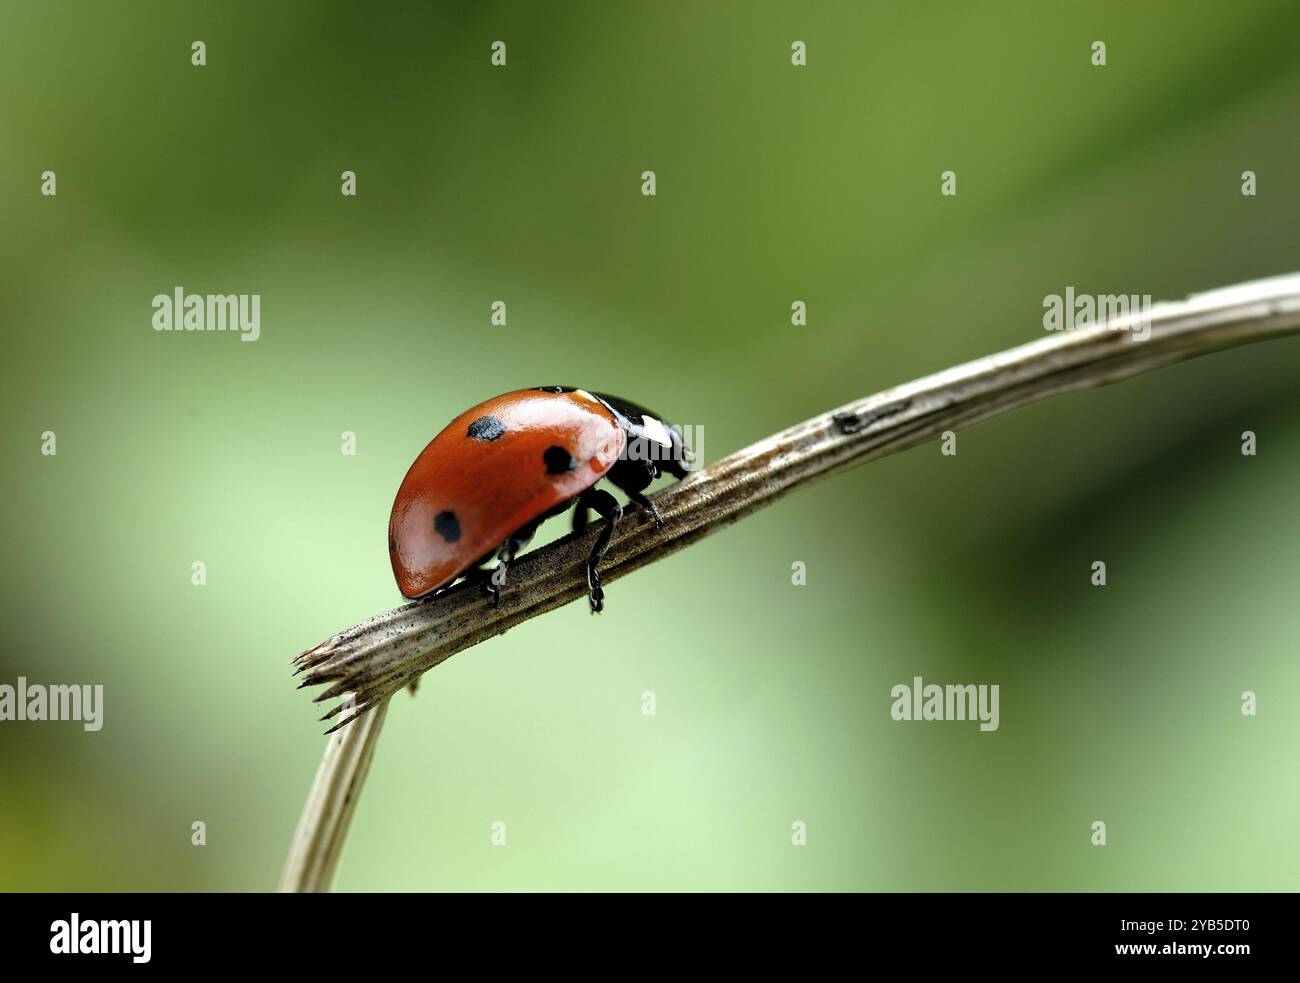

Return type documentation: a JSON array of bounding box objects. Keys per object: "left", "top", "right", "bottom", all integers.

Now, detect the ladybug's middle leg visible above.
[
  {"left": 572, "top": 500, "right": 591, "bottom": 535},
  {"left": 578, "top": 487, "right": 622, "bottom": 614}
]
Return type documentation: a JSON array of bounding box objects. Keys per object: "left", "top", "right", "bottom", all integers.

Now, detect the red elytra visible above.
[{"left": 388, "top": 389, "right": 627, "bottom": 599}]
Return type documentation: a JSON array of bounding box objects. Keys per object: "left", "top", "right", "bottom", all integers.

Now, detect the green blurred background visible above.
[{"left": 2, "top": 0, "right": 1299, "bottom": 891}]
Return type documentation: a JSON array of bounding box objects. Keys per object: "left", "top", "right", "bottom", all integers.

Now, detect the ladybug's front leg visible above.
[
  {"left": 578, "top": 488, "right": 622, "bottom": 613},
  {"left": 624, "top": 489, "right": 662, "bottom": 528},
  {"left": 605, "top": 458, "right": 663, "bottom": 528}
]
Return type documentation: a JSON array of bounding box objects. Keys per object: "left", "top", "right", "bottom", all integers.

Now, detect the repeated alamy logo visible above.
[
  {"left": 152, "top": 287, "right": 261, "bottom": 341},
  {"left": 1043, "top": 287, "right": 1151, "bottom": 341},
  {"left": 890, "top": 675, "right": 999, "bottom": 732},
  {"left": 622, "top": 422, "right": 705, "bottom": 472},
  {"left": 0, "top": 676, "right": 103, "bottom": 731}
]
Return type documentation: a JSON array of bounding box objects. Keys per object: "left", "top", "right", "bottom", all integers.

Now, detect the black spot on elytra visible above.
[
  {"left": 544, "top": 445, "right": 575, "bottom": 475},
  {"left": 433, "top": 511, "right": 461, "bottom": 543},
  {"left": 388, "top": 535, "right": 396, "bottom": 553},
  {"left": 467, "top": 415, "right": 506, "bottom": 441}
]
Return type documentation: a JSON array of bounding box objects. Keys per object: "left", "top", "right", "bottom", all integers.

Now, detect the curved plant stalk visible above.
[
  {"left": 278, "top": 694, "right": 388, "bottom": 892},
  {"left": 280, "top": 272, "right": 1300, "bottom": 891}
]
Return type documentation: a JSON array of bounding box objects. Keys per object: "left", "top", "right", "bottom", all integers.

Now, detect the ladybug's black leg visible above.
[
  {"left": 605, "top": 458, "right": 663, "bottom": 528},
  {"left": 485, "top": 516, "right": 543, "bottom": 607},
  {"left": 624, "top": 489, "right": 662, "bottom": 528},
  {"left": 572, "top": 500, "right": 590, "bottom": 535},
  {"left": 579, "top": 488, "right": 622, "bottom": 614}
]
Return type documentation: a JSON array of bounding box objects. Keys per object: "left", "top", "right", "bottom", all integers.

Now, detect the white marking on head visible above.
[{"left": 640, "top": 415, "right": 673, "bottom": 448}]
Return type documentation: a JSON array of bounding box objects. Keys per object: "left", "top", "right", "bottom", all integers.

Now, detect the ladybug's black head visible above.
[{"left": 589, "top": 391, "right": 693, "bottom": 480}]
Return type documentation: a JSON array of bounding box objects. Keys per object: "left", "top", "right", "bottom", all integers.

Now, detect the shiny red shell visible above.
[{"left": 388, "top": 389, "right": 626, "bottom": 598}]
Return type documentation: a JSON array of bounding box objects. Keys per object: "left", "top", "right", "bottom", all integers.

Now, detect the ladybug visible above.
[{"left": 388, "top": 387, "right": 691, "bottom": 613}]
